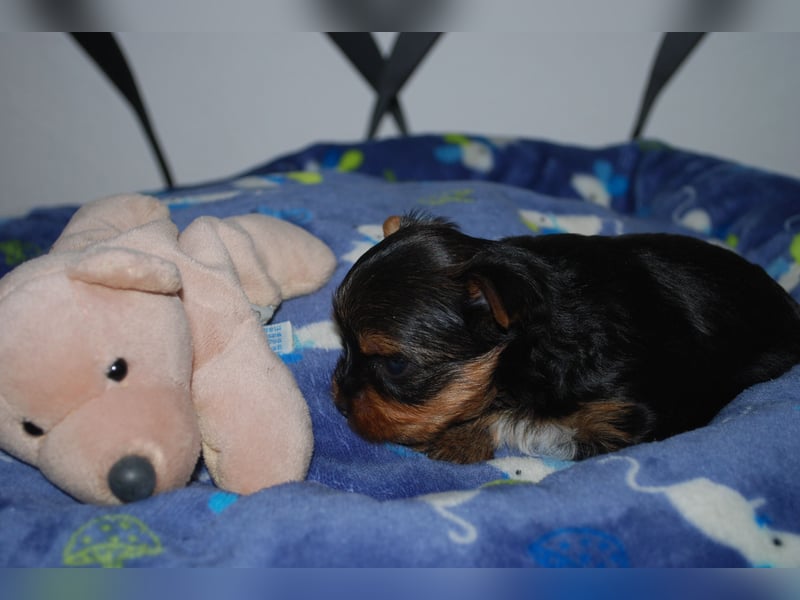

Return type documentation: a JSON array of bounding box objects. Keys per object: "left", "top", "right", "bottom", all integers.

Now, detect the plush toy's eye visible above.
[
  {"left": 23, "top": 420, "right": 44, "bottom": 437},
  {"left": 106, "top": 358, "right": 128, "bottom": 382}
]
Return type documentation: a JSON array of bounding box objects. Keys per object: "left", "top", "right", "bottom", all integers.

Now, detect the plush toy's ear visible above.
[{"left": 67, "top": 247, "right": 182, "bottom": 294}]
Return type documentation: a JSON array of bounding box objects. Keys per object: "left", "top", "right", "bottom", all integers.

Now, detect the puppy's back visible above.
[{"left": 501, "top": 232, "right": 800, "bottom": 438}]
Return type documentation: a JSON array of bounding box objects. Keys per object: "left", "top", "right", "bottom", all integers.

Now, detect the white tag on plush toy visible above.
[{"left": 265, "top": 321, "right": 294, "bottom": 355}]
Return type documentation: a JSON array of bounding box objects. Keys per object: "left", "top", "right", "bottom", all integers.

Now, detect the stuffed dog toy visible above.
[{"left": 0, "top": 194, "right": 336, "bottom": 504}]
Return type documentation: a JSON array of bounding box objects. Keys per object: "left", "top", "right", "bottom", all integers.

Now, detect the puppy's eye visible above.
[
  {"left": 106, "top": 358, "right": 128, "bottom": 382},
  {"left": 383, "top": 356, "right": 409, "bottom": 377},
  {"left": 23, "top": 420, "right": 45, "bottom": 437}
]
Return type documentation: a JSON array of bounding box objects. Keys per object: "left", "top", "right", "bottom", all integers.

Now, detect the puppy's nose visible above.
[
  {"left": 335, "top": 399, "right": 350, "bottom": 418},
  {"left": 332, "top": 377, "right": 350, "bottom": 418},
  {"left": 108, "top": 455, "right": 156, "bottom": 503}
]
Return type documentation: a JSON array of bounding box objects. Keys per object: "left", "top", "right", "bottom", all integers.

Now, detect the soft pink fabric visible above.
[{"left": 0, "top": 194, "right": 335, "bottom": 504}]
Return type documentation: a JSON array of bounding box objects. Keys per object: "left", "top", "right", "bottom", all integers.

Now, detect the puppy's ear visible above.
[
  {"left": 462, "top": 246, "right": 547, "bottom": 332},
  {"left": 383, "top": 215, "right": 403, "bottom": 238},
  {"left": 466, "top": 275, "right": 512, "bottom": 330},
  {"left": 382, "top": 212, "right": 458, "bottom": 238}
]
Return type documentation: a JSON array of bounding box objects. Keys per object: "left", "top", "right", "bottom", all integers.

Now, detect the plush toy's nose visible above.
[{"left": 108, "top": 455, "right": 157, "bottom": 503}]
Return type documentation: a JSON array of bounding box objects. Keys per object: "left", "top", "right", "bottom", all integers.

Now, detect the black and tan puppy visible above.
[{"left": 332, "top": 213, "right": 800, "bottom": 463}]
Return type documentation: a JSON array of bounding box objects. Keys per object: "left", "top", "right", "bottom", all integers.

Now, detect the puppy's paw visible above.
[
  {"left": 423, "top": 420, "right": 496, "bottom": 464},
  {"left": 568, "top": 400, "right": 655, "bottom": 459}
]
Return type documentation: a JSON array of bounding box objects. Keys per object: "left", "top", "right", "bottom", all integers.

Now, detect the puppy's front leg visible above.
[{"left": 424, "top": 418, "right": 497, "bottom": 464}]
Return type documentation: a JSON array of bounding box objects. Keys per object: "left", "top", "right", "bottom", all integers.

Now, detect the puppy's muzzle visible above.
[
  {"left": 331, "top": 376, "right": 352, "bottom": 418},
  {"left": 334, "top": 397, "right": 350, "bottom": 418}
]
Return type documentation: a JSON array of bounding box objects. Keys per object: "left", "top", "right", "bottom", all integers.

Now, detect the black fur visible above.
[{"left": 332, "top": 215, "right": 800, "bottom": 460}]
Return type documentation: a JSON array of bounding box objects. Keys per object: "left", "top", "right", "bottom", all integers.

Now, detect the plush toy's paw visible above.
[
  {"left": 178, "top": 213, "right": 336, "bottom": 308},
  {"left": 225, "top": 214, "right": 337, "bottom": 300},
  {"left": 192, "top": 314, "right": 314, "bottom": 494}
]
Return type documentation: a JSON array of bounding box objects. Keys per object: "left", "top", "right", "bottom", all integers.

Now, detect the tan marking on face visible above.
[
  {"left": 358, "top": 331, "right": 403, "bottom": 356},
  {"left": 345, "top": 348, "right": 501, "bottom": 446}
]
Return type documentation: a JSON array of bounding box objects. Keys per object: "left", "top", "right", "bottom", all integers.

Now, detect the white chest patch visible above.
[{"left": 491, "top": 415, "right": 578, "bottom": 460}]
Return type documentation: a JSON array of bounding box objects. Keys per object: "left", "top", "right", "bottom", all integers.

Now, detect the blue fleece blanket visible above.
[{"left": 1, "top": 135, "right": 799, "bottom": 567}]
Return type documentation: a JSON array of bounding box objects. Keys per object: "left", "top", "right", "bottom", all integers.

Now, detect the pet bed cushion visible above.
[{"left": 1, "top": 134, "right": 798, "bottom": 567}]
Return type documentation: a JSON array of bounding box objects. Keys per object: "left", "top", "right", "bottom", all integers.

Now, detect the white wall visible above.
[{"left": 0, "top": 32, "right": 799, "bottom": 217}]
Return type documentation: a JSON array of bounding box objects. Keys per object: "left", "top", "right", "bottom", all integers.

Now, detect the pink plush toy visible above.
[{"left": 0, "top": 194, "right": 336, "bottom": 504}]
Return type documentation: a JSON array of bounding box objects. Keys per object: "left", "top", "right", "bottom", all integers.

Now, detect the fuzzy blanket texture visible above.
[{"left": 1, "top": 134, "right": 799, "bottom": 567}]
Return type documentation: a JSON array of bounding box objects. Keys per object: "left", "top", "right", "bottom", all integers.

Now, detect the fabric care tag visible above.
[{"left": 265, "top": 321, "right": 294, "bottom": 355}]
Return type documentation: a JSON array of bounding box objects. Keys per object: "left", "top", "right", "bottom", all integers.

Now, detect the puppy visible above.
[{"left": 332, "top": 213, "right": 800, "bottom": 463}]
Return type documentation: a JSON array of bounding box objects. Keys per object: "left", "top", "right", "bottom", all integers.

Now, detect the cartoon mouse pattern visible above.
[{"left": 603, "top": 456, "right": 800, "bottom": 568}]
